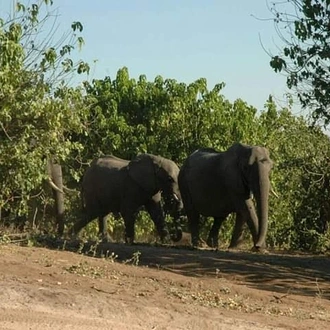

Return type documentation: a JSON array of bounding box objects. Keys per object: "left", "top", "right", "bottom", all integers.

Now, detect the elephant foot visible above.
[
  {"left": 67, "top": 227, "right": 74, "bottom": 236},
  {"left": 206, "top": 236, "right": 219, "bottom": 249},
  {"left": 228, "top": 242, "right": 240, "bottom": 250},
  {"left": 226, "top": 245, "right": 243, "bottom": 253},
  {"left": 159, "top": 228, "right": 169, "bottom": 241},
  {"left": 251, "top": 245, "right": 268, "bottom": 253},
  {"left": 191, "top": 237, "right": 208, "bottom": 249},
  {"left": 100, "top": 234, "right": 113, "bottom": 243},
  {"left": 159, "top": 234, "right": 171, "bottom": 245},
  {"left": 67, "top": 228, "right": 80, "bottom": 241},
  {"left": 125, "top": 236, "right": 135, "bottom": 245},
  {"left": 228, "top": 236, "right": 245, "bottom": 250},
  {"left": 170, "top": 226, "right": 183, "bottom": 242}
]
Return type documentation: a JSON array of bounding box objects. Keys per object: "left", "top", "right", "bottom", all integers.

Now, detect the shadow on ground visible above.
[{"left": 40, "top": 236, "right": 330, "bottom": 300}]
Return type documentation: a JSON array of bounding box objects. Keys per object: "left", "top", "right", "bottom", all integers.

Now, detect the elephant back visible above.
[{"left": 92, "top": 155, "right": 129, "bottom": 170}]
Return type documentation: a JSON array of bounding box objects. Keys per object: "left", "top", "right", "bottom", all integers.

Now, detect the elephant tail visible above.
[{"left": 80, "top": 185, "right": 87, "bottom": 212}]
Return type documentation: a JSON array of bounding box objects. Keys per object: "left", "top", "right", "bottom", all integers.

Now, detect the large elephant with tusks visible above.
[
  {"left": 70, "top": 154, "right": 183, "bottom": 243},
  {"left": 178, "top": 143, "right": 273, "bottom": 250}
]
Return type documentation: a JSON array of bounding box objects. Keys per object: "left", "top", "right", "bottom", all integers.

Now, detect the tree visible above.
[
  {"left": 81, "top": 67, "right": 260, "bottom": 165},
  {"left": 0, "top": 1, "right": 89, "bottom": 233},
  {"left": 269, "top": 0, "right": 330, "bottom": 125}
]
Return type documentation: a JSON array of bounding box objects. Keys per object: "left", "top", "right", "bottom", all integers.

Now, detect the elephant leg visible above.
[
  {"left": 162, "top": 194, "right": 183, "bottom": 242},
  {"left": 69, "top": 214, "right": 91, "bottom": 237},
  {"left": 207, "top": 216, "right": 227, "bottom": 248},
  {"left": 68, "top": 202, "right": 100, "bottom": 237},
  {"left": 144, "top": 198, "right": 168, "bottom": 241},
  {"left": 229, "top": 212, "right": 246, "bottom": 249},
  {"left": 186, "top": 210, "right": 201, "bottom": 248},
  {"left": 121, "top": 209, "right": 136, "bottom": 244}
]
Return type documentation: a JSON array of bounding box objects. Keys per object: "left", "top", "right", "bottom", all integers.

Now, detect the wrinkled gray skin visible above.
[
  {"left": 70, "top": 154, "right": 183, "bottom": 243},
  {"left": 178, "top": 143, "right": 273, "bottom": 250}
]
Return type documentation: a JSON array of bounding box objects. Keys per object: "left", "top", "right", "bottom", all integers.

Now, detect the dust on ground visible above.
[{"left": 0, "top": 235, "right": 329, "bottom": 330}]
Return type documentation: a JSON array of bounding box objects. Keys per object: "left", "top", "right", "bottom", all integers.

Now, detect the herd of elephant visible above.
[{"left": 69, "top": 143, "right": 273, "bottom": 250}]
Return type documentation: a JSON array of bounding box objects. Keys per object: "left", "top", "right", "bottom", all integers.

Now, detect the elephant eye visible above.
[
  {"left": 260, "top": 158, "right": 269, "bottom": 163},
  {"left": 168, "top": 176, "right": 174, "bottom": 183}
]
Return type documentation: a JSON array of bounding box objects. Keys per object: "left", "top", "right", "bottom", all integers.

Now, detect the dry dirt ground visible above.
[{"left": 0, "top": 235, "right": 329, "bottom": 330}]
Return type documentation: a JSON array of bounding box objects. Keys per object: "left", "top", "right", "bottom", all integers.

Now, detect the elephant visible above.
[
  {"left": 178, "top": 143, "right": 273, "bottom": 250},
  {"left": 0, "top": 159, "right": 65, "bottom": 234},
  {"left": 69, "top": 153, "right": 183, "bottom": 243}
]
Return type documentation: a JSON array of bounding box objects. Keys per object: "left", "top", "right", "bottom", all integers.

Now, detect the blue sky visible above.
[{"left": 2, "top": 0, "right": 295, "bottom": 112}]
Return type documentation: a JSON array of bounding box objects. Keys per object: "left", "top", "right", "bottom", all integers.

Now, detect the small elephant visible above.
[
  {"left": 69, "top": 154, "right": 183, "bottom": 243},
  {"left": 178, "top": 143, "right": 273, "bottom": 250}
]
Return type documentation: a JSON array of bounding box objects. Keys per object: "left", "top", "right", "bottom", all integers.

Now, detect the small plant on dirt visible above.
[
  {"left": 26, "top": 234, "right": 41, "bottom": 247},
  {"left": 0, "top": 235, "right": 11, "bottom": 244},
  {"left": 219, "top": 286, "right": 231, "bottom": 294},
  {"left": 37, "top": 254, "right": 54, "bottom": 267},
  {"left": 87, "top": 240, "right": 102, "bottom": 257},
  {"left": 61, "top": 240, "right": 67, "bottom": 251},
  {"left": 315, "top": 278, "right": 324, "bottom": 299},
  {"left": 77, "top": 241, "right": 85, "bottom": 254},
  {"left": 65, "top": 261, "right": 106, "bottom": 278},
  {"left": 124, "top": 251, "right": 141, "bottom": 266},
  {"left": 101, "top": 250, "right": 118, "bottom": 263}
]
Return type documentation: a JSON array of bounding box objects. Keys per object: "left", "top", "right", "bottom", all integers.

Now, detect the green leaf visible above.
[
  {"left": 270, "top": 56, "right": 287, "bottom": 73},
  {"left": 16, "top": 2, "right": 26, "bottom": 12},
  {"left": 71, "top": 21, "right": 83, "bottom": 32}
]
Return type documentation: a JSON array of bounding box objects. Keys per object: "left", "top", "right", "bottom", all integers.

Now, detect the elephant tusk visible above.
[
  {"left": 173, "top": 193, "right": 180, "bottom": 202},
  {"left": 47, "top": 178, "right": 64, "bottom": 194},
  {"left": 47, "top": 179, "right": 79, "bottom": 194},
  {"left": 270, "top": 187, "right": 279, "bottom": 198},
  {"left": 62, "top": 186, "right": 79, "bottom": 194}
]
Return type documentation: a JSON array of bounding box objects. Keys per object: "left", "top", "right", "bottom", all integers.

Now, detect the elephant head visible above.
[
  {"left": 233, "top": 143, "right": 273, "bottom": 248},
  {"left": 127, "top": 153, "right": 183, "bottom": 241}
]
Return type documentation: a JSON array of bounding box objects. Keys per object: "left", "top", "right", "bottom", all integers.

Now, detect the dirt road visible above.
[{"left": 0, "top": 240, "right": 329, "bottom": 329}]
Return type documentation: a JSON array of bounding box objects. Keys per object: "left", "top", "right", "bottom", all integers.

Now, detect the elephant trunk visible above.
[
  {"left": 163, "top": 193, "right": 183, "bottom": 242},
  {"left": 171, "top": 201, "right": 183, "bottom": 242},
  {"left": 253, "top": 165, "right": 270, "bottom": 248},
  {"left": 170, "top": 223, "right": 183, "bottom": 242}
]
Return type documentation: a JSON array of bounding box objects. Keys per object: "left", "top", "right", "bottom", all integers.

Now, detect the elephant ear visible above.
[
  {"left": 248, "top": 147, "right": 261, "bottom": 165},
  {"left": 127, "top": 154, "right": 159, "bottom": 195},
  {"left": 235, "top": 144, "right": 254, "bottom": 188},
  {"left": 233, "top": 144, "right": 252, "bottom": 169}
]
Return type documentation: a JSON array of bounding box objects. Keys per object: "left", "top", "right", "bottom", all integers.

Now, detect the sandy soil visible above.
[{"left": 0, "top": 236, "right": 329, "bottom": 330}]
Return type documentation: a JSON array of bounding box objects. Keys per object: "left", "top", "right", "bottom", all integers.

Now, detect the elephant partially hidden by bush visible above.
[
  {"left": 178, "top": 143, "right": 273, "bottom": 250},
  {"left": 0, "top": 159, "right": 65, "bottom": 234},
  {"left": 69, "top": 154, "right": 183, "bottom": 243}
]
